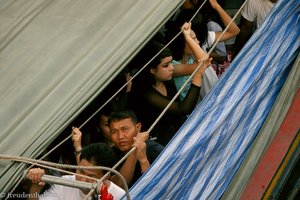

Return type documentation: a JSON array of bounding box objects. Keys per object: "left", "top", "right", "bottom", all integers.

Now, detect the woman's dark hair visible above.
[
  {"left": 165, "top": 21, "right": 185, "bottom": 61},
  {"left": 145, "top": 41, "right": 173, "bottom": 69},
  {"left": 80, "top": 143, "right": 117, "bottom": 167},
  {"left": 132, "top": 40, "right": 173, "bottom": 87}
]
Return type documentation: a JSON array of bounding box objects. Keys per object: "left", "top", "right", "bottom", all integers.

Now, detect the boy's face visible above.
[
  {"left": 109, "top": 118, "right": 141, "bottom": 152},
  {"left": 75, "top": 159, "right": 104, "bottom": 194}
]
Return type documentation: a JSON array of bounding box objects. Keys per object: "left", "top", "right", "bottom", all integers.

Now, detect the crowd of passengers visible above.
[{"left": 16, "top": 0, "right": 277, "bottom": 199}]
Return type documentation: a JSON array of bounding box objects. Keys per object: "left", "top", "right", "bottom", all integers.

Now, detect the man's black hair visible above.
[
  {"left": 80, "top": 143, "right": 117, "bottom": 168},
  {"left": 108, "top": 110, "right": 138, "bottom": 126}
]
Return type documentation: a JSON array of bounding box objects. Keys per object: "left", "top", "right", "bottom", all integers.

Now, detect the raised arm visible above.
[
  {"left": 110, "top": 132, "right": 149, "bottom": 188},
  {"left": 71, "top": 127, "right": 83, "bottom": 164},
  {"left": 174, "top": 22, "right": 209, "bottom": 77},
  {"left": 209, "top": 0, "right": 240, "bottom": 42}
]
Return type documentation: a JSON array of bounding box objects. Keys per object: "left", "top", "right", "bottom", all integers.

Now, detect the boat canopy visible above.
[
  {"left": 0, "top": 0, "right": 299, "bottom": 199},
  {"left": 0, "top": 0, "right": 182, "bottom": 194}
]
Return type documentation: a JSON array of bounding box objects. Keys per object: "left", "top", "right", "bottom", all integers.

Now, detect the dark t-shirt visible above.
[{"left": 113, "top": 140, "right": 164, "bottom": 188}]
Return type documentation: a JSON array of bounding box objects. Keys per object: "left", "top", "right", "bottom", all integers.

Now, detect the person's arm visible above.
[
  {"left": 178, "top": 22, "right": 212, "bottom": 87},
  {"left": 174, "top": 22, "right": 209, "bottom": 77},
  {"left": 209, "top": 0, "right": 240, "bottom": 42},
  {"left": 71, "top": 127, "right": 83, "bottom": 164},
  {"left": 27, "top": 168, "right": 46, "bottom": 200},
  {"left": 110, "top": 152, "right": 137, "bottom": 188},
  {"left": 133, "top": 132, "right": 150, "bottom": 173},
  {"left": 232, "top": 16, "right": 253, "bottom": 58},
  {"left": 110, "top": 132, "right": 149, "bottom": 188}
]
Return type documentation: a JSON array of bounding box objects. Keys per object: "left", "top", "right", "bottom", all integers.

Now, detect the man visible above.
[
  {"left": 108, "top": 110, "right": 164, "bottom": 187},
  {"left": 27, "top": 143, "right": 125, "bottom": 200},
  {"left": 233, "top": 0, "right": 278, "bottom": 57}
]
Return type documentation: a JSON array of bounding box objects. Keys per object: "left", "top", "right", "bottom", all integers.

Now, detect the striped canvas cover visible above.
[{"left": 129, "top": 0, "right": 300, "bottom": 199}]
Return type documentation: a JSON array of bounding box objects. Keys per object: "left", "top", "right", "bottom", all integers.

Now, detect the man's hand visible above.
[
  {"left": 133, "top": 132, "right": 150, "bottom": 173},
  {"left": 71, "top": 127, "right": 82, "bottom": 152},
  {"left": 27, "top": 168, "right": 46, "bottom": 187},
  {"left": 27, "top": 168, "right": 46, "bottom": 200}
]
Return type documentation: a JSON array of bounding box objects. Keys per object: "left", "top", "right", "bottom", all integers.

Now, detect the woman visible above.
[
  {"left": 166, "top": 0, "right": 240, "bottom": 97},
  {"left": 128, "top": 22, "right": 211, "bottom": 146}
]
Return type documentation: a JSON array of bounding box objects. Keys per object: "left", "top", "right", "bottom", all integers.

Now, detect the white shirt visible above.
[
  {"left": 241, "top": 0, "right": 276, "bottom": 28},
  {"left": 206, "top": 21, "right": 227, "bottom": 57},
  {"left": 40, "top": 175, "right": 125, "bottom": 200},
  {"left": 201, "top": 31, "right": 216, "bottom": 54}
]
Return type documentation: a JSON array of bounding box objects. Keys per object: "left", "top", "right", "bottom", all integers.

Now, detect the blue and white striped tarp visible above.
[{"left": 127, "top": 0, "right": 300, "bottom": 199}]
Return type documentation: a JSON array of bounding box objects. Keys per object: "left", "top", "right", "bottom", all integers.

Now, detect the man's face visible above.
[
  {"left": 109, "top": 118, "right": 141, "bottom": 152},
  {"left": 75, "top": 159, "right": 104, "bottom": 194}
]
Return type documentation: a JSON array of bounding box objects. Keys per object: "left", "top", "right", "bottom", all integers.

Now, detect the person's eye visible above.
[
  {"left": 163, "top": 63, "right": 170, "bottom": 67},
  {"left": 121, "top": 127, "right": 129, "bottom": 132}
]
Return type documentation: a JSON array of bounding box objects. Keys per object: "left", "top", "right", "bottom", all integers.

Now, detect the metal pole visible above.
[{"left": 41, "top": 175, "right": 99, "bottom": 194}]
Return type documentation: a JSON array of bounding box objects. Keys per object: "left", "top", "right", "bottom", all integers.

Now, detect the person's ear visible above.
[
  {"left": 136, "top": 122, "right": 142, "bottom": 132},
  {"left": 150, "top": 67, "right": 157, "bottom": 75}
]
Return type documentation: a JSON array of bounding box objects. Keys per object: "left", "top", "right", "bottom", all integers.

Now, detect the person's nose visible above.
[
  {"left": 118, "top": 131, "right": 125, "bottom": 139},
  {"left": 169, "top": 63, "right": 174, "bottom": 71}
]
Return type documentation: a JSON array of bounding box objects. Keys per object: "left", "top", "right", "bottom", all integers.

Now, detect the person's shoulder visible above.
[
  {"left": 146, "top": 140, "right": 164, "bottom": 151},
  {"left": 145, "top": 140, "right": 164, "bottom": 163},
  {"left": 241, "top": 0, "right": 261, "bottom": 21},
  {"left": 207, "top": 21, "right": 222, "bottom": 32},
  {"left": 245, "top": 0, "right": 261, "bottom": 6}
]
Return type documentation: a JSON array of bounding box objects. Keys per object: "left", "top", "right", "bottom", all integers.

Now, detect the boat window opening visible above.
[{"left": 7, "top": 0, "right": 249, "bottom": 198}]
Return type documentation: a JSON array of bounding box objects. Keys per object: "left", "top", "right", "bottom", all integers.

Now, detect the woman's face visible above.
[
  {"left": 99, "top": 114, "right": 111, "bottom": 141},
  {"left": 151, "top": 56, "right": 174, "bottom": 81},
  {"left": 184, "top": 30, "right": 199, "bottom": 55}
]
